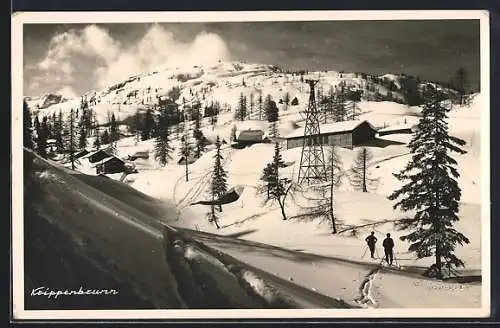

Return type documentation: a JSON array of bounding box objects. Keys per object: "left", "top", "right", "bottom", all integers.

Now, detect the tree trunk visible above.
[
  {"left": 435, "top": 244, "right": 442, "bottom": 278},
  {"left": 362, "top": 149, "right": 367, "bottom": 192},
  {"left": 278, "top": 198, "right": 287, "bottom": 221},
  {"left": 185, "top": 160, "right": 189, "bottom": 182},
  {"left": 329, "top": 153, "right": 337, "bottom": 234}
]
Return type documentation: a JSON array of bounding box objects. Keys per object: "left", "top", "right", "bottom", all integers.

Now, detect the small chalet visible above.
[
  {"left": 283, "top": 120, "right": 377, "bottom": 150},
  {"left": 236, "top": 129, "right": 265, "bottom": 145},
  {"left": 233, "top": 120, "right": 267, "bottom": 146},
  {"left": 94, "top": 156, "right": 126, "bottom": 174}
]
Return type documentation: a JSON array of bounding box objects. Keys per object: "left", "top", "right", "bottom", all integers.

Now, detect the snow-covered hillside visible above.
[
  {"left": 26, "top": 60, "right": 485, "bottom": 310},
  {"left": 104, "top": 91, "right": 483, "bottom": 278},
  {"left": 26, "top": 60, "right": 417, "bottom": 125}
]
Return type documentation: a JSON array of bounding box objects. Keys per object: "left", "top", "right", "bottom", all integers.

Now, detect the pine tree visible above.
[
  {"left": 35, "top": 116, "right": 48, "bottom": 158},
  {"left": 180, "top": 129, "right": 193, "bottom": 182},
  {"left": 132, "top": 109, "right": 142, "bottom": 144},
  {"left": 210, "top": 136, "right": 228, "bottom": 213},
  {"left": 260, "top": 142, "right": 291, "bottom": 220},
  {"left": 283, "top": 92, "right": 290, "bottom": 111},
  {"left": 141, "top": 108, "right": 154, "bottom": 140},
  {"left": 154, "top": 106, "right": 173, "bottom": 166},
  {"left": 64, "top": 108, "right": 78, "bottom": 170},
  {"left": 258, "top": 92, "right": 263, "bottom": 120},
  {"left": 450, "top": 67, "right": 469, "bottom": 105},
  {"left": 93, "top": 132, "right": 101, "bottom": 150},
  {"left": 334, "top": 82, "right": 347, "bottom": 122},
  {"left": 100, "top": 129, "right": 110, "bottom": 145},
  {"left": 235, "top": 93, "right": 247, "bottom": 121},
  {"left": 78, "top": 112, "right": 88, "bottom": 150},
  {"left": 194, "top": 131, "right": 207, "bottom": 159},
  {"left": 23, "top": 100, "right": 34, "bottom": 150},
  {"left": 249, "top": 92, "right": 254, "bottom": 116},
  {"left": 388, "top": 85, "right": 469, "bottom": 278},
  {"left": 264, "top": 95, "right": 279, "bottom": 122},
  {"left": 269, "top": 120, "right": 279, "bottom": 139},
  {"left": 54, "top": 110, "right": 64, "bottom": 153},
  {"left": 109, "top": 113, "right": 119, "bottom": 143},
  {"left": 350, "top": 147, "right": 378, "bottom": 193}
]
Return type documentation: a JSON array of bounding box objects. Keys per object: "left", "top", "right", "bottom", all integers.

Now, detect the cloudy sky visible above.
[{"left": 23, "top": 20, "right": 480, "bottom": 97}]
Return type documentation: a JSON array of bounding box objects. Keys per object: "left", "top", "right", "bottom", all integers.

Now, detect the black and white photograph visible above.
[{"left": 12, "top": 10, "right": 490, "bottom": 319}]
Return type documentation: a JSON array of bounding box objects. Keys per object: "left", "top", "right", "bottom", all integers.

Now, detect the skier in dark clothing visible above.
[
  {"left": 365, "top": 231, "right": 378, "bottom": 258},
  {"left": 382, "top": 233, "right": 395, "bottom": 265}
]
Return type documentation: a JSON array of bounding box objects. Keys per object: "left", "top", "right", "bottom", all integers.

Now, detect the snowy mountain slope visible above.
[
  {"left": 27, "top": 60, "right": 419, "bottom": 125},
  {"left": 23, "top": 149, "right": 357, "bottom": 311},
  {"left": 22, "top": 149, "right": 481, "bottom": 311},
  {"left": 116, "top": 92, "right": 482, "bottom": 286}
]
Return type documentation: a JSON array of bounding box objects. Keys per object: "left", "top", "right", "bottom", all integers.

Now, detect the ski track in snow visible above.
[{"left": 355, "top": 267, "right": 380, "bottom": 308}]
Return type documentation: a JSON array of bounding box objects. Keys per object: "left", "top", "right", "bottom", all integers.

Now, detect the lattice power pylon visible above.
[{"left": 297, "top": 80, "right": 327, "bottom": 185}]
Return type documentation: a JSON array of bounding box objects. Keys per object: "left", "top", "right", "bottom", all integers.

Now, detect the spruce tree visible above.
[
  {"left": 258, "top": 92, "right": 263, "bottom": 120},
  {"left": 264, "top": 95, "right": 279, "bottom": 122},
  {"left": 23, "top": 100, "right": 34, "bottom": 150},
  {"left": 235, "top": 93, "right": 247, "bottom": 121},
  {"left": 54, "top": 110, "right": 64, "bottom": 153},
  {"left": 132, "top": 109, "right": 142, "bottom": 144},
  {"left": 180, "top": 129, "right": 193, "bottom": 181},
  {"left": 93, "top": 132, "right": 101, "bottom": 150},
  {"left": 154, "top": 106, "right": 173, "bottom": 166},
  {"left": 261, "top": 142, "right": 291, "bottom": 220},
  {"left": 249, "top": 92, "right": 254, "bottom": 116},
  {"left": 350, "top": 147, "right": 378, "bottom": 192},
  {"left": 35, "top": 116, "right": 48, "bottom": 158},
  {"left": 450, "top": 67, "right": 469, "bottom": 105},
  {"left": 78, "top": 112, "right": 88, "bottom": 150},
  {"left": 142, "top": 108, "right": 154, "bottom": 140},
  {"left": 64, "top": 108, "right": 78, "bottom": 170},
  {"left": 109, "top": 113, "right": 119, "bottom": 143},
  {"left": 334, "top": 82, "right": 347, "bottom": 122},
  {"left": 388, "top": 85, "right": 469, "bottom": 278},
  {"left": 283, "top": 92, "right": 290, "bottom": 111},
  {"left": 210, "top": 136, "right": 228, "bottom": 213},
  {"left": 100, "top": 129, "right": 110, "bottom": 145}
]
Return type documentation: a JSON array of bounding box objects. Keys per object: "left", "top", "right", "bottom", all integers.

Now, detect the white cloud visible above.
[
  {"left": 57, "top": 85, "right": 78, "bottom": 99},
  {"left": 95, "top": 24, "right": 231, "bottom": 87},
  {"left": 31, "top": 23, "right": 231, "bottom": 94}
]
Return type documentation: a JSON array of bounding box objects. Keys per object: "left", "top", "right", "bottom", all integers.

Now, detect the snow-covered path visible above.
[{"left": 181, "top": 228, "right": 482, "bottom": 308}]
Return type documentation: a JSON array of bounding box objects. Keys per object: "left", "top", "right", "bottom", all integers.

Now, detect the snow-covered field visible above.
[{"left": 31, "top": 61, "right": 486, "bottom": 311}]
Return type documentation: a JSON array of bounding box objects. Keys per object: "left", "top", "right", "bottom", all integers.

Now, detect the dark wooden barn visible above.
[
  {"left": 95, "top": 156, "right": 125, "bottom": 174},
  {"left": 283, "top": 120, "right": 377, "bottom": 150}
]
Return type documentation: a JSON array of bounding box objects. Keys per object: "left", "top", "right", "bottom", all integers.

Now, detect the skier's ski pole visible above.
[{"left": 361, "top": 246, "right": 368, "bottom": 259}]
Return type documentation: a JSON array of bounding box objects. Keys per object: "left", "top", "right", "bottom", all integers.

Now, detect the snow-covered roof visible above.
[
  {"left": 283, "top": 120, "right": 375, "bottom": 139},
  {"left": 90, "top": 156, "right": 124, "bottom": 167},
  {"left": 377, "top": 123, "right": 415, "bottom": 133},
  {"left": 233, "top": 120, "right": 267, "bottom": 132},
  {"left": 81, "top": 148, "right": 111, "bottom": 159}
]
